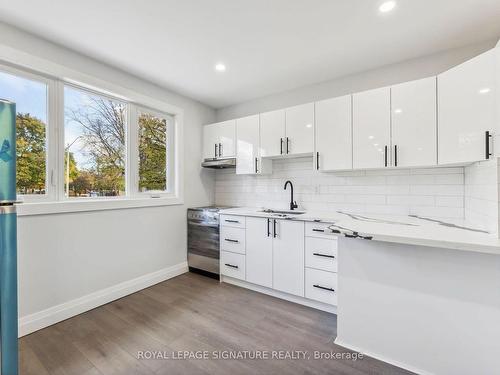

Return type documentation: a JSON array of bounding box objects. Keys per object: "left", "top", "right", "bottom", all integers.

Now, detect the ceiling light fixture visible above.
[
  {"left": 215, "top": 63, "right": 226, "bottom": 72},
  {"left": 379, "top": 1, "right": 396, "bottom": 13},
  {"left": 479, "top": 88, "right": 491, "bottom": 94}
]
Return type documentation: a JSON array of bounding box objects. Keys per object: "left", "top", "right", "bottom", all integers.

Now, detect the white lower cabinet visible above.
[
  {"left": 245, "top": 217, "right": 273, "bottom": 288},
  {"left": 305, "top": 268, "right": 338, "bottom": 306},
  {"left": 221, "top": 251, "right": 246, "bottom": 280},
  {"left": 272, "top": 220, "right": 305, "bottom": 297},
  {"left": 305, "top": 237, "right": 337, "bottom": 273}
]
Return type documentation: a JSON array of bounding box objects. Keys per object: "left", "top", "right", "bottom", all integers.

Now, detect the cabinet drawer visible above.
[
  {"left": 305, "top": 222, "right": 338, "bottom": 239},
  {"left": 220, "top": 227, "right": 245, "bottom": 254},
  {"left": 220, "top": 215, "right": 246, "bottom": 228},
  {"left": 221, "top": 251, "right": 246, "bottom": 280},
  {"left": 305, "top": 268, "right": 337, "bottom": 306},
  {"left": 305, "top": 237, "right": 337, "bottom": 272}
]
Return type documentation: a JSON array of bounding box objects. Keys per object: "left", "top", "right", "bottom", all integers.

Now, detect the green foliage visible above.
[
  {"left": 16, "top": 113, "right": 46, "bottom": 194},
  {"left": 138, "top": 113, "right": 167, "bottom": 191}
]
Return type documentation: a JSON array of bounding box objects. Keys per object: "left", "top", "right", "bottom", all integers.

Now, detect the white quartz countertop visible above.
[{"left": 219, "top": 207, "right": 500, "bottom": 255}]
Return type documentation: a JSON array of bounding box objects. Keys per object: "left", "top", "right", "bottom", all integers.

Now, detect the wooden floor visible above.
[{"left": 20, "top": 272, "right": 413, "bottom": 375}]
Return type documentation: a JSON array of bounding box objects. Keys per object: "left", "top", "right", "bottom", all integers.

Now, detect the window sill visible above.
[{"left": 16, "top": 196, "right": 183, "bottom": 217}]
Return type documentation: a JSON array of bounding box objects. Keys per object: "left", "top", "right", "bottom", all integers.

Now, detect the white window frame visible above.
[
  {"left": 133, "top": 106, "right": 175, "bottom": 198},
  {"left": 0, "top": 51, "right": 184, "bottom": 216}
]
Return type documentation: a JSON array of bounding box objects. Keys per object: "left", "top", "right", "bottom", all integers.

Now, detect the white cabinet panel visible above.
[
  {"left": 438, "top": 48, "right": 497, "bottom": 164},
  {"left": 272, "top": 220, "right": 304, "bottom": 297},
  {"left": 285, "top": 103, "right": 314, "bottom": 155},
  {"left": 221, "top": 251, "right": 245, "bottom": 280},
  {"left": 305, "top": 268, "right": 337, "bottom": 306},
  {"left": 217, "top": 120, "right": 236, "bottom": 158},
  {"left": 391, "top": 77, "right": 437, "bottom": 167},
  {"left": 315, "top": 95, "right": 352, "bottom": 171},
  {"left": 220, "top": 227, "right": 246, "bottom": 254},
  {"left": 246, "top": 217, "right": 273, "bottom": 288},
  {"left": 236, "top": 115, "right": 260, "bottom": 174},
  {"left": 353, "top": 87, "right": 391, "bottom": 169},
  {"left": 202, "top": 123, "right": 218, "bottom": 160},
  {"left": 260, "top": 109, "right": 285, "bottom": 157},
  {"left": 220, "top": 215, "right": 246, "bottom": 228},
  {"left": 305, "top": 237, "right": 337, "bottom": 273}
]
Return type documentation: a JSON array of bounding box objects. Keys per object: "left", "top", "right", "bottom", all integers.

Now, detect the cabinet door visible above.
[
  {"left": 438, "top": 48, "right": 497, "bottom": 165},
  {"left": 202, "top": 123, "right": 218, "bottom": 160},
  {"left": 236, "top": 115, "right": 259, "bottom": 174},
  {"left": 391, "top": 77, "right": 437, "bottom": 167},
  {"left": 246, "top": 217, "right": 273, "bottom": 288},
  {"left": 285, "top": 103, "right": 314, "bottom": 155},
  {"left": 260, "top": 109, "right": 285, "bottom": 157},
  {"left": 272, "top": 220, "right": 304, "bottom": 297},
  {"left": 315, "top": 95, "right": 352, "bottom": 171},
  {"left": 352, "top": 87, "right": 391, "bottom": 169},
  {"left": 217, "top": 120, "right": 236, "bottom": 158}
]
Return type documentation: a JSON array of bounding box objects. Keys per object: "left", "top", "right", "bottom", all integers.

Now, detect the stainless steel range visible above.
[{"left": 187, "top": 206, "right": 234, "bottom": 279}]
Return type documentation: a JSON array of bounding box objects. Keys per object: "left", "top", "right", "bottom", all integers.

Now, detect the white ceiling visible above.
[{"left": 0, "top": 0, "right": 499, "bottom": 108}]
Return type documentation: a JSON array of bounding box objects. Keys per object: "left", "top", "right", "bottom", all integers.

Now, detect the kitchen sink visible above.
[{"left": 260, "top": 208, "right": 306, "bottom": 215}]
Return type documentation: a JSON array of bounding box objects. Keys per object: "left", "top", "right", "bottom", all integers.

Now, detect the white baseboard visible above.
[
  {"left": 222, "top": 276, "right": 337, "bottom": 314},
  {"left": 334, "top": 338, "right": 429, "bottom": 375},
  {"left": 19, "top": 261, "right": 188, "bottom": 337}
]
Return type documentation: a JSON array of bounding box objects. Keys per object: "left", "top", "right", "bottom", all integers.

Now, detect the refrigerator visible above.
[{"left": 0, "top": 99, "right": 18, "bottom": 375}]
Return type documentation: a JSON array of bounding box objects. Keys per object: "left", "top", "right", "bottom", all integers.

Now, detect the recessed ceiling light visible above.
[
  {"left": 479, "top": 88, "right": 491, "bottom": 94},
  {"left": 379, "top": 1, "right": 396, "bottom": 13},
  {"left": 215, "top": 63, "right": 226, "bottom": 72},
  {"left": 394, "top": 108, "right": 403, "bottom": 114}
]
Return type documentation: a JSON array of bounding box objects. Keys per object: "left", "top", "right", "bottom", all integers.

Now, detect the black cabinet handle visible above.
[
  {"left": 255, "top": 157, "right": 258, "bottom": 173},
  {"left": 394, "top": 145, "right": 398, "bottom": 167},
  {"left": 313, "top": 284, "right": 335, "bottom": 292},
  {"left": 316, "top": 152, "right": 320, "bottom": 170},
  {"left": 225, "top": 263, "right": 239, "bottom": 269},
  {"left": 273, "top": 219, "right": 277, "bottom": 238},
  {"left": 225, "top": 219, "right": 240, "bottom": 223},
  {"left": 280, "top": 138, "right": 283, "bottom": 154},
  {"left": 313, "top": 253, "right": 335, "bottom": 259},
  {"left": 384, "top": 145, "right": 388, "bottom": 167},
  {"left": 486, "top": 131, "right": 492, "bottom": 160},
  {"left": 224, "top": 238, "right": 239, "bottom": 243},
  {"left": 219, "top": 143, "right": 222, "bottom": 157},
  {"left": 214, "top": 144, "right": 218, "bottom": 158},
  {"left": 286, "top": 137, "right": 290, "bottom": 154},
  {"left": 267, "top": 218, "right": 271, "bottom": 237},
  {"left": 312, "top": 229, "right": 325, "bottom": 233}
]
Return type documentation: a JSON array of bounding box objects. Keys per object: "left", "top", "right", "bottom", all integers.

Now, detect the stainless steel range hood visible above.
[{"left": 201, "top": 158, "right": 236, "bottom": 169}]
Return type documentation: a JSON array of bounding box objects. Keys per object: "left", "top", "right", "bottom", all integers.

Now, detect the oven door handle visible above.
[{"left": 187, "top": 221, "right": 219, "bottom": 229}]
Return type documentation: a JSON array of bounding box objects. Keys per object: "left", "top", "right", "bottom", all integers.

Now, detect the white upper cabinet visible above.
[
  {"left": 202, "top": 123, "right": 219, "bottom": 160},
  {"left": 285, "top": 103, "right": 314, "bottom": 155},
  {"left": 236, "top": 115, "right": 272, "bottom": 175},
  {"left": 438, "top": 48, "right": 497, "bottom": 165},
  {"left": 391, "top": 77, "right": 437, "bottom": 168},
  {"left": 315, "top": 95, "right": 352, "bottom": 171},
  {"left": 260, "top": 109, "right": 285, "bottom": 157},
  {"left": 202, "top": 120, "right": 236, "bottom": 160},
  {"left": 236, "top": 115, "right": 260, "bottom": 174},
  {"left": 352, "top": 87, "right": 391, "bottom": 169},
  {"left": 217, "top": 120, "right": 236, "bottom": 158}
]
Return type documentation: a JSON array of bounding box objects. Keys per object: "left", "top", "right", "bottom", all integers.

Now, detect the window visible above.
[
  {"left": 138, "top": 110, "right": 170, "bottom": 192},
  {"left": 0, "top": 69, "right": 48, "bottom": 196},
  {"left": 64, "top": 85, "right": 126, "bottom": 198}
]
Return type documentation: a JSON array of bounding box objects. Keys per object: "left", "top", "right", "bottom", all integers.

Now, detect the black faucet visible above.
[{"left": 284, "top": 180, "right": 298, "bottom": 211}]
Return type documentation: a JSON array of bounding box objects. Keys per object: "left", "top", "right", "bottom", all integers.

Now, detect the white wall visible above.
[
  {"left": 216, "top": 39, "right": 497, "bottom": 120},
  {"left": 0, "top": 22, "right": 216, "bottom": 334}
]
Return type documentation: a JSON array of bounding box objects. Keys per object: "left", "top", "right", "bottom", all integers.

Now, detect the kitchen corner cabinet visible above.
[
  {"left": 391, "top": 77, "right": 437, "bottom": 167},
  {"left": 438, "top": 48, "right": 497, "bottom": 165},
  {"left": 202, "top": 120, "right": 236, "bottom": 160},
  {"left": 352, "top": 87, "right": 391, "bottom": 169},
  {"left": 245, "top": 217, "right": 304, "bottom": 297},
  {"left": 260, "top": 103, "right": 314, "bottom": 158},
  {"left": 236, "top": 115, "right": 272, "bottom": 175},
  {"left": 315, "top": 95, "right": 352, "bottom": 171}
]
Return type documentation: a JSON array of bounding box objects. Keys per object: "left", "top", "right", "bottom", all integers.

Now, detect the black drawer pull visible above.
[
  {"left": 224, "top": 238, "right": 239, "bottom": 243},
  {"left": 225, "top": 263, "right": 239, "bottom": 269},
  {"left": 312, "top": 229, "right": 325, "bottom": 232},
  {"left": 225, "top": 220, "right": 240, "bottom": 223},
  {"left": 313, "top": 253, "right": 335, "bottom": 259},
  {"left": 313, "top": 284, "right": 335, "bottom": 292}
]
